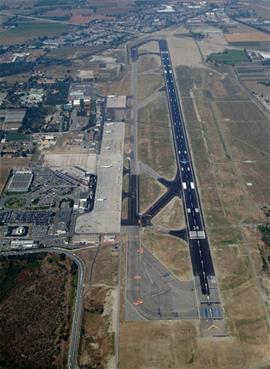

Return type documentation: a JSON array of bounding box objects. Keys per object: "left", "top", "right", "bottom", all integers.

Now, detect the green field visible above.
[
  {"left": 1, "top": 22, "right": 68, "bottom": 45},
  {"left": 208, "top": 49, "right": 250, "bottom": 65}
]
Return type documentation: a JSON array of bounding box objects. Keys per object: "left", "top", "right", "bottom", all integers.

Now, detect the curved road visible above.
[{"left": 1, "top": 247, "right": 85, "bottom": 369}]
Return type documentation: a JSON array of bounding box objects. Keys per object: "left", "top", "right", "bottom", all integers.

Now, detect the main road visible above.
[{"left": 159, "top": 40, "right": 215, "bottom": 298}]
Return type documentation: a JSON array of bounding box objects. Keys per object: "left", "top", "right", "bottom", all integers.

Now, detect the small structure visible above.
[{"left": 7, "top": 170, "right": 33, "bottom": 193}]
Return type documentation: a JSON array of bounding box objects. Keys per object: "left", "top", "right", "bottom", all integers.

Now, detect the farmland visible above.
[
  {"left": 1, "top": 21, "right": 68, "bottom": 45},
  {"left": 208, "top": 49, "right": 249, "bottom": 65}
]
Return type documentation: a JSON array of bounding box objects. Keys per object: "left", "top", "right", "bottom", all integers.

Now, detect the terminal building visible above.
[{"left": 75, "top": 121, "right": 124, "bottom": 235}]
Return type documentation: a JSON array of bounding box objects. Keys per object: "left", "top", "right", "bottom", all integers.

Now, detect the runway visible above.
[
  {"left": 126, "top": 39, "right": 222, "bottom": 322},
  {"left": 159, "top": 40, "right": 221, "bottom": 313}
]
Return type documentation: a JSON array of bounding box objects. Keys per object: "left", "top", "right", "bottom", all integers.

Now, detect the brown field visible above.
[
  {"left": 225, "top": 32, "right": 270, "bottom": 43},
  {"left": 137, "top": 73, "right": 163, "bottom": 103},
  {"left": 137, "top": 55, "right": 161, "bottom": 74},
  {"left": 152, "top": 196, "right": 186, "bottom": 229},
  {"left": 0, "top": 157, "right": 30, "bottom": 193},
  {"left": 138, "top": 94, "right": 177, "bottom": 179},
  {"left": 77, "top": 245, "right": 118, "bottom": 369},
  {"left": 142, "top": 229, "right": 192, "bottom": 281},
  {"left": 98, "top": 66, "right": 131, "bottom": 96},
  {"left": 139, "top": 174, "right": 166, "bottom": 212}
]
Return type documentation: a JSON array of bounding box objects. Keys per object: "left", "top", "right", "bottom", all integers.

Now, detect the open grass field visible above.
[
  {"left": 208, "top": 49, "right": 250, "bottom": 65},
  {"left": 0, "top": 252, "right": 76, "bottom": 369},
  {"left": 0, "top": 21, "right": 68, "bottom": 45},
  {"left": 138, "top": 94, "right": 177, "bottom": 179},
  {"left": 139, "top": 174, "right": 166, "bottom": 213}
]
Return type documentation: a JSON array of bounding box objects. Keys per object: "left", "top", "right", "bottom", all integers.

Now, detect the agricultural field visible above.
[
  {"left": 208, "top": 49, "right": 250, "bottom": 65},
  {"left": 0, "top": 252, "right": 77, "bottom": 369},
  {"left": 225, "top": 31, "right": 270, "bottom": 43},
  {"left": 0, "top": 21, "right": 68, "bottom": 45}
]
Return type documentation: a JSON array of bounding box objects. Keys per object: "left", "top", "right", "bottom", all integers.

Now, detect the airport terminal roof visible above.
[
  {"left": 106, "top": 95, "right": 126, "bottom": 109},
  {"left": 75, "top": 121, "right": 124, "bottom": 234}
]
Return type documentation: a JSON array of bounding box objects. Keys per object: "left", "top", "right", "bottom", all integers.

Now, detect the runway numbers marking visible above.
[
  {"left": 137, "top": 247, "right": 144, "bottom": 254},
  {"left": 134, "top": 298, "right": 143, "bottom": 305}
]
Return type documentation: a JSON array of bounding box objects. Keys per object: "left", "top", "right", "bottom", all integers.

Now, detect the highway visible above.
[
  {"left": 159, "top": 39, "right": 215, "bottom": 297},
  {"left": 1, "top": 248, "right": 85, "bottom": 369}
]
